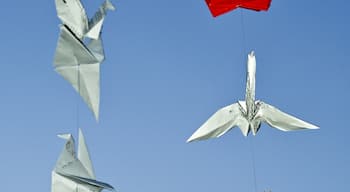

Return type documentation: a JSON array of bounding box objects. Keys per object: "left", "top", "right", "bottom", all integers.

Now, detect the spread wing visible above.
[
  {"left": 256, "top": 102, "right": 319, "bottom": 131},
  {"left": 54, "top": 25, "right": 101, "bottom": 121},
  {"left": 55, "top": 0, "right": 88, "bottom": 39},
  {"left": 187, "top": 103, "right": 249, "bottom": 142}
]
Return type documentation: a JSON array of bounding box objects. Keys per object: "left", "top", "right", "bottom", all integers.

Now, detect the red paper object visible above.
[{"left": 205, "top": 0, "right": 272, "bottom": 17}]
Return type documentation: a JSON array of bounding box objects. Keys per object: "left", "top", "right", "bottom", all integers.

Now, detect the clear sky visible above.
[{"left": 0, "top": 0, "right": 349, "bottom": 192}]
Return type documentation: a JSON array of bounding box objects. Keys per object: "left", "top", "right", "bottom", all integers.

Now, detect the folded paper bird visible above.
[
  {"left": 187, "top": 51, "right": 318, "bottom": 142},
  {"left": 51, "top": 128, "right": 115, "bottom": 192},
  {"left": 53, "top": 0, "right": 115, "bottom": 120}
]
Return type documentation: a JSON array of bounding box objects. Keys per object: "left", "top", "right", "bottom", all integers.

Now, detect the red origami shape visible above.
[{"left": 205, "top": 0, "right": 272, "bottom": 17}]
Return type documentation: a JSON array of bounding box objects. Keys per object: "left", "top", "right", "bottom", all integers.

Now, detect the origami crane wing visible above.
[
  {"left": 205, "top": 0, "right": 272, "bottom": 17},
  {"left": 187, "top": 103, "right": 250, "bottom": 142},
  {"left": 256, "top": 102, "right": 319, "bottom": 131},
  {"left": 64, "top": 175, "right": 115, "bottom": 191},
  {"left": 54, "top": 25, "right": 101, "bottom": 120},
  {"left": 55, "top": 0, "right": 88, "bottom": 39},
  {"left": 54, "top": 25, "right": 98, "bottom": 66}
]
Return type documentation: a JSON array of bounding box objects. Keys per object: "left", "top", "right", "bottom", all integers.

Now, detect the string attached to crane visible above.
[
  {"left": 249, "top": 137, "right": 258, "bottom": 192},
  {"left": 240, "top": 10, "right": 247, "bottom": 55},
  {"left": 240, "top": 9, "right": 258, "bottom": 192},
  {"left": 77, "top": 64, "right": 81, "bottom": 131}
]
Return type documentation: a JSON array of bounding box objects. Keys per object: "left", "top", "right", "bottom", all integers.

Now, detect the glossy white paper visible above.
[
  {"left": 52, "top": 128, "right": 115, "bottom": 192},
  {"left": 54, "top": 0, "right": 115, "bottom": 120},
  {"left": 187, "top": 51, "right": 319, "bottom": 142}
]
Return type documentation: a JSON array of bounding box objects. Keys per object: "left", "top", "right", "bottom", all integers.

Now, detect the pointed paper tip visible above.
[
  {"left": 105, "top": 0, "right": 116, "bottom": 11},
  {"left": 186, "top": 133, "right": 197, "bottom": 143},
  {"left": 94, "top": 112, "right": 99, "bottom": 123},
  {"left": 300, "top": 120, "right": 319, "bottom": 130},
  {"left": 309, "top": 124, "right": 320, "bottom": 129},
  {"left": 57, "top": 133, "right": 72, "bottom": 140},
  {"left": 78, "top": 128, "right": 83, "bottom": 136}
]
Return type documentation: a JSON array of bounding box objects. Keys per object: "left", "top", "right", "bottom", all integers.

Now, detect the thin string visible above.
[
  {"left": 249, "top": 137, "right": 258, "bottom": 192},
  {"left": 240, "top": 9, "right": 258, "bottom": 192},
  {"left": 240, "top": 9, "right": 247, "bottom": 55},
  {"left": 76, "top": 64, "right": 80, "bottom": 131}
]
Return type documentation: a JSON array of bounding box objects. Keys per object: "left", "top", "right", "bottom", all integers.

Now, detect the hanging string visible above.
[
  {"left": 76, "top": 64, "right": 80, "bottom": 131},
  {"left": 240, "top": 10, "right": 247, "bottom": 55},
  {"left": 249, "top": 137, "right": 258, "bottom": 192},
  {"left": 239, "top": 9, "right": 258, "bottom": 192}
]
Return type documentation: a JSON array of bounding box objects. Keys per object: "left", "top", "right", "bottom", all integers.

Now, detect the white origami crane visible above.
[
  {"left": 54, "top": 0, "right": 115, "bottom": 120},
  {"left": 187, "top": 51, "right": 319, "bottom": 142},
  {"left": 52, "top": 128, "right": 115, "bottom": 192}
]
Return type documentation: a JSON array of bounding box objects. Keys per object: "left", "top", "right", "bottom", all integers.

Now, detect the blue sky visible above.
[{"left": 0, "top": 0, "right": 349, "bottom": 192}]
